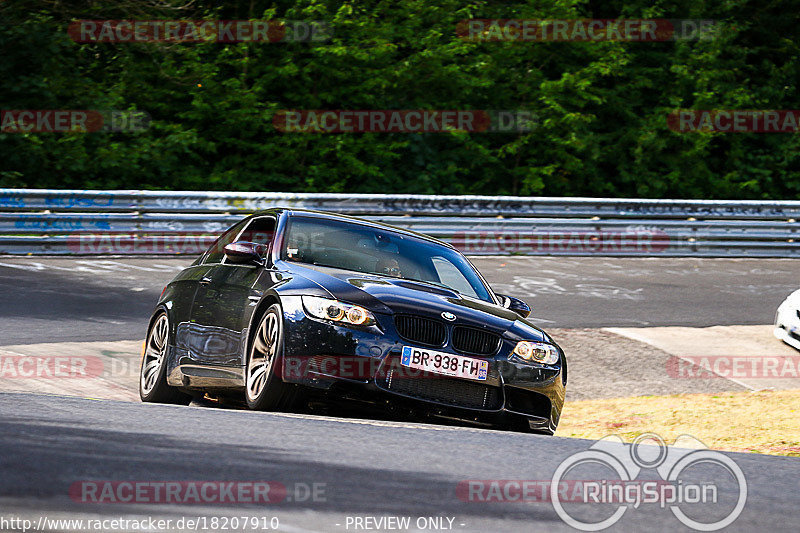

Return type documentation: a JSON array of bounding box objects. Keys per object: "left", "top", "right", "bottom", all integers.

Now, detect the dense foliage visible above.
[{"left": 1, "top": 0, "right": 799, "bottom": 198}]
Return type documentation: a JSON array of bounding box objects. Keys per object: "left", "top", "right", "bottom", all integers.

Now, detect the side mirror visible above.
[
  {"left": 224, "top": 241, "right": 268, "bottom": 264},
  {"left": 498, "top": 293, "right": 531, "bottom": 318}
]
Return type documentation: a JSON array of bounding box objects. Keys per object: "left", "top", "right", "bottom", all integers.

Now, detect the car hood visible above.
[{"left": 285, "top": 262, "right": 547, "bottom": 341}]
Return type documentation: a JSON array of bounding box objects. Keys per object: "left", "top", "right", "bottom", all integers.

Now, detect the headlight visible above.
[
  {"left": 302, "top": 296, "right": 376, "bottom": 326},
  {"left": 512, "top": 341, "right": 559, "bottom": 365}
]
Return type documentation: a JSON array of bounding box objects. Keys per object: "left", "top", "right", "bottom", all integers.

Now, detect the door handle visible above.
[{"left": 200, "top": 276, "right": 212, "bottom": 286}]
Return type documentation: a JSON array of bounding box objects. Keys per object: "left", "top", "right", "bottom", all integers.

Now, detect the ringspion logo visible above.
[{"left": 550, "top": 434, "right": 746, "bottom": 531}]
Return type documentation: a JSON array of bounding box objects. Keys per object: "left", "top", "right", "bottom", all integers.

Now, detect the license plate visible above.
[{"left": 400, "top": 346, "right": 488, "bottom": 381}]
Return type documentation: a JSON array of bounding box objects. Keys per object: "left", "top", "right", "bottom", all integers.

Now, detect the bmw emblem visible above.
[{"left": 441, "top": 312, "right": 456, "bottom": 321}]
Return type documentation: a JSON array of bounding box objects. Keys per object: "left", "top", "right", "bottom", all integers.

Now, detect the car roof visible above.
[{"left": 250, "top": 207, "right": 456, "bottom": 249}]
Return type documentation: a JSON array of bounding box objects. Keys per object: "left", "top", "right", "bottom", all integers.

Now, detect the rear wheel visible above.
[
  {"left": 139, "top": 312, "right": 192, "bottom": 404},
  {"left": 245, "top": 304, "right": 295, "bottom": 411}
]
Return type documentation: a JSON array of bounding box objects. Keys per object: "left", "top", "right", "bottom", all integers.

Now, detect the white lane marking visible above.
[
  {"left": 0, "top": 261, "right": 58, "bottom": 272},
  {"left": 0, "top": 347, "right": 29, "bottom": 357},
  {"left": 0, "top": 259, "right": 185, "bottom": 274},
  {"left": 74, "top": 260, "right": 183, "bottom": 272},
  {"left": 248, "top": 410, "right": 491, "bottom": 433},
  {"left": 604, "top": 327, "right": 756, "bottom": 391}
]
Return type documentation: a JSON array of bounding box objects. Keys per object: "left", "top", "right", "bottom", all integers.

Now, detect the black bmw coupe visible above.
[{"left": 140, "top": 209, "right": 566, "bottom": 433}]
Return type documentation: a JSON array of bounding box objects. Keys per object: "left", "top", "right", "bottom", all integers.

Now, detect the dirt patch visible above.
[
  {"left": 557, "top": 388, "right": 800, "bottom": 456},
  {"left": 0, "top": 340, "right": 141, "bottom": 401},
  {"left": 548, "top": 328, "right": 747, "bottom": 401}
]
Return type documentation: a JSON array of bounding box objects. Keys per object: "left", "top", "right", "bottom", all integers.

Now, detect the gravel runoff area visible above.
[{"left": 548, "top": 328, "right": 749, "bottom": 401}]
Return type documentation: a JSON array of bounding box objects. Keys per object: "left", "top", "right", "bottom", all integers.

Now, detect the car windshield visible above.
[{"left": 282, "top": 216, "right": 493, "bottom": 302}]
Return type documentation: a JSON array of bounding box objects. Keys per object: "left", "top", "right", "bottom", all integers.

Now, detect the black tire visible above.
[
  {"left": 245, "top": 303, "right": 295, "bottom": 411},
  {"left": 139, "top": 312, "right": 192, "bottom": 405}
]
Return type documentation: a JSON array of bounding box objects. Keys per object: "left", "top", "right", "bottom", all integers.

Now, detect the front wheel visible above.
[
  {"left": 139, "top": 312, "right": 191, "bottom": 405},
  {"left": 245, "top": 304, "right": 295, "bottom": 411}
]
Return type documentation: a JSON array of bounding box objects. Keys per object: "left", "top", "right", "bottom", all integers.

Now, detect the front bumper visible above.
[
  {"left": 279, "top": 296, "right": 566, "bottom": 432},
  {"left": 775, "top": 301, "right": 800, "bottom": 351}
]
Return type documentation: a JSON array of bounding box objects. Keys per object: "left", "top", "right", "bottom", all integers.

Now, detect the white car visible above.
[{"left": 775, "top": 289, "right": 800, "bottom": 351}]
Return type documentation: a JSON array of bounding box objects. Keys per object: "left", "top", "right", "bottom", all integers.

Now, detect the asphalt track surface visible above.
[
  {"left": 0, "top": 256, "right": 798, "bottom": 344},
  {"left": 2, "top": 392, "right": 798, "bottom": 532},
  {"left": 2, "top": 256, "right": 800, "bottom": 531}
]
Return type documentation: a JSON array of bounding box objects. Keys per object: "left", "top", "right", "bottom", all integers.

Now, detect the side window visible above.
[
  {"left": 237, "top": 217, "right": 276, "bottom": 246},
  {"left": 431, "top": 256, "right": 478, "bottom": 298},
  {"left": 202, "top": 219, "right": 248, "bottom": 264}
]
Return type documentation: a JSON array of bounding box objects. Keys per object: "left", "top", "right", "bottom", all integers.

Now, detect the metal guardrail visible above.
[{"left": 0, "top": 189, "right": 798, "bottom": 257}]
